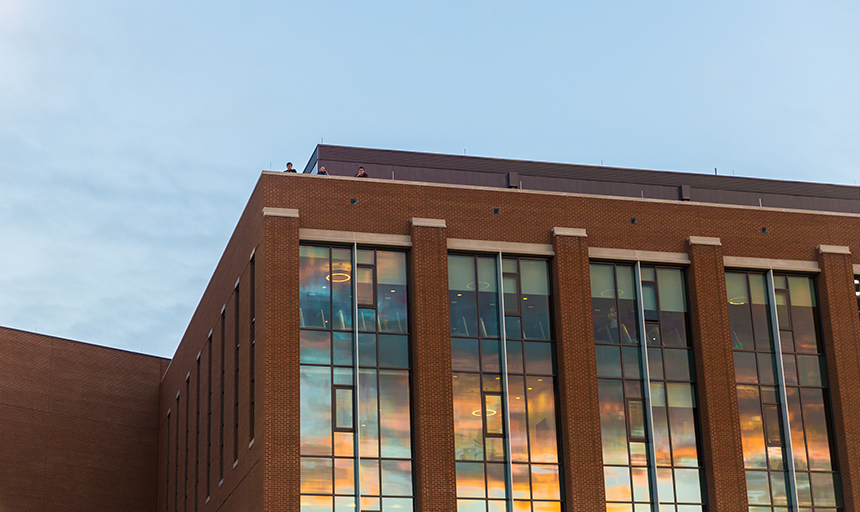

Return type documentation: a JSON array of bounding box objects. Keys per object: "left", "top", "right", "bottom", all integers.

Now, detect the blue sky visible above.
[{"left": 1, "top": 1, "right": 858, "bottom": 357}]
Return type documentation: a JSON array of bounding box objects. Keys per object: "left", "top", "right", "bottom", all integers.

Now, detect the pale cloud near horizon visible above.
[{"left": 1, "top": 0, "right": 858, "bottom": 357}]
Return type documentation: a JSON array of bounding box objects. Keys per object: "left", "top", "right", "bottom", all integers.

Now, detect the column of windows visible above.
[
  {"left": 727, "top": 272, "right": 842, "bottom": 512},
  {"left": 448, "top": 254, "right": 562, "bottom": 512},
  {"left": 299, "top": 245, "right": 414, "bottom": 512},
  {"left": 591, "top": 263, "right": 705, "bottom": 512}
]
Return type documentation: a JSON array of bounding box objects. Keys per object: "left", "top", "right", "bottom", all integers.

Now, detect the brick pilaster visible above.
[
  {"left": 409, "top": 218, "right": 457, "bottom": 512},
  {"left": 262, "top": 210, "right": 300, "bottom": 512},
  {"left": 551, "top": 228, "right": 605, "bottom": 511},
  {"left": 686, "top": 237, "right": 747, "bottom": 512},
  {"left": 816, "top": 246, "right": 860, "bottom": 512}
]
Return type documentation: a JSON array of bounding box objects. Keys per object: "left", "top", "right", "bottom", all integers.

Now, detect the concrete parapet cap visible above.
[
  {"left": 552, "top": 227, "right": 587, "bottom": 237},
  {"left": 723, "top": 256, "right": 820, "bottom": 273},
  {"left": 588, "top": 247, "right": 690, "bottom": 265},
  {"left": 687, "top": 236, "right": 722, "bottom": 246},
  {"left": 299, "top": 228, "right": 412, "bottom": 247},
  {"left": 817, "top": 244, "right": 850, "bottom": 255},
  {"left": 447, "top": 238, "right": 554, "bottom": 256},
  {"left": 411, "top": 217, "right": 447, "bottom": 228},
  {"left": 262, "top": 207, "right": 299, "bottom": 218}
]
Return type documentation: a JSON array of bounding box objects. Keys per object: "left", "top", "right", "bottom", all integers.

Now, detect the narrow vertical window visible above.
[
  {"left": 195, "top": 356, "right": 200, "bottom": 512},
  {"left": 300, "top": 246, "right": 413, "bottom": 511},
  {"left": 166, "top": 410, "right": 171, "bottom": 512},
  {"left": 727, "top": 271, "right": 842, "bottom": 512},
  {"left": 250, "top": 254, "right": 256, "bottom": 442},
  {"left": 591, "top": 263, "right": 705, "bottom": 511},
  {"left": 175, "top": 394, "right": 180, "bottom": 512},
  {"left": 220, "top": 311, "right": 225, "bottom": 483},
  {"left": 449, "top": 254, "right": 562, "bottom": 511},
  {"left": 185, "top": 377, "right": 190, "bottom": 511},
  {"left": 854, "top": 276, "right": 859, "bottom": 324},
  {"left": 206, "top": 335, "right": 212, "bottom": 498},
  {"left": 234, "top": 284, "right": 240, "bottom": 464}
]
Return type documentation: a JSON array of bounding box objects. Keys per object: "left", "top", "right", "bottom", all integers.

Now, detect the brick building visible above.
[{"left": 4, "top": 145, "right": 860, "bottom": 512}]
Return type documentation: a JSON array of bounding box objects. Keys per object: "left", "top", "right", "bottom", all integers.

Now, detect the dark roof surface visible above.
[{"left": 305, "top": 145, "right": 860, "bottom": 214}]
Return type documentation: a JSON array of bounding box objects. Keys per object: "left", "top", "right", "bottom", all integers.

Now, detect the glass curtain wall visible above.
[
  {"left": 590, "top": 263, "right": 706, "bottom": 512},
  {"left": 726, "top": 272, "right": 842, "bottom": 512},
  {"left": 300, "top": 246, "right": 413, "bottom": 512},
  {"left": 448, "top": 255, "right": 562, "bottom": 512}
]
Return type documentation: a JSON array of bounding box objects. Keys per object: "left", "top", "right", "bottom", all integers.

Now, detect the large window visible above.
[
  {"left": 300, "top": 246, "right": 413, "bottom": 512},
  {"left": 591, "top": 263, "right": 706, "bottom": 512},
  {"left": 727, "top": 272, "right": 842, "bottom": 512},
  {"left": 449, "top": 254, "right": 562, "bottom": 512}
]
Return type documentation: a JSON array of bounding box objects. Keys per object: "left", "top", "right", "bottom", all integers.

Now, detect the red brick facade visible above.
[{"left": 4, "top": 154, "right": 860, "bottom": 512}]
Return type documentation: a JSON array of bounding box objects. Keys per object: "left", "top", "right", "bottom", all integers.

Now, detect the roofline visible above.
[
  {"left": 262, "top": 171, "right": 860, "bottom": 220},
  {"left": 0, "top": 324, "right": 171, "bottom": 361}
]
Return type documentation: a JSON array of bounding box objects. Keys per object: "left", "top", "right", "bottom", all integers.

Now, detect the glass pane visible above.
[
  {"left": 674, "top": 468, "right": 702, "bottom": 503},
  {"left": 377, "top": 251, "right": 406, "bottom": 285},
  {"left": 333, "top": 332, "right": 353, "bottom": 366},
  {"left": 617, "top": 266, "right": 639, "bottom": 344},
  {"left": 800, "top": 388, "right": 833, "bottom": 471},
  {"left": 726, "top": 273, "right": 754, "bottom": 350},
  {"left": 651, "top": 383, "right": 672, "bottom": 465},
  {"left": 357, "top": 267, "right": 374, "bottom": 305},
  {"left": 301, "top": 330, "right": 332, "bottom": 365},
  {"left": 482, "top": 339, "right": 501, "bottom": 373},
  {"left": 527, "top": 376, "right": 559, "bottom": 463},
  {"left": 598, "top": 380, "right": 629, "bottom": 465},
  {"left": 596, "top": 345, "right": 623, "bottom": 378},
  {"left": 378, "top": 335, "right": 409, "bottom": 369},
  {"left": 379, "top": 370, "right": 412, "bottom": 459},
  {"left": 810, "top": 472, "right": 840, "bottom": 507},
  {"left": 335, "top": 388, "right": 353, "bottom": 429},
  {"left": 604, "top": 466, "right": 632, "bottom": 502},
  {"left": 641, "top": 267, "right": 656, "bottom": 282},
  {"left": 485, "top": 395, "right": 503, "bottom": 435},
  {"left": 378, "top": 282, "right": 408, "bottom": 333},
  {"left": 302, "top": 495, "right": 333, "bottom": 511},
  {"left": 504, "top": 276, "right": 519, "bottom": 314},
  {"left": 757, "top": 353, "right": 775, "bottom": 386},
  {"left": 450, "top": 258, "right": 479, "bottom": 336},
  {"left": 631, "top": 467, "right": 650, "bottom": 501},
  {"left": 737, "top": 385, "right": 767, "bottom": 469},
  {"left": 334, "top": 432, "right": 353, "bottom": 457},
  {"left": 512, "top": 464, "right": 531, "bottom": 499},
  {"left": 734, "top": 352, "right": 758, "bottom": 384},
  {"left": 381, "top": 460, "right": 413, "bottom": 496},
  {"left": 521, "top": 260, "right": 551, "bottom": 340},
  {"left": 359, "top": 308, "right": 378, "bottom": 332},
  {"left": 531, "top": 464, "right": 561, "bottom": 500},
  {"left": 622, "top": 346, "right": 641, "bottom": 379},
  {"left": 452, "top": 338, "right": 481, "bottom": 372},
  {"left": 478, "top": 257, "right": 500, "bottom": 338},
  {"left": 359, "top": 333, "right": 377, "bottom": 366},
  {"left": 334, "top": 458, "right": 355, "bottom": 494},
  {"left": 796, "top": 356, "right": 823, "bottom": 387},
  {"left": 643, "top": 284, "right": 658, "bottom": 321},
  {"left": 456, "top": 462, "right": 485, "bottom": 498},
  {"left": 771, "top": 471, "right": 788, "bottom": 506},
  {"left": 357, "top": 249, "right": 375, "bottom": 265},
  {"left": 486, "top": 437, "right": 505, "bottom": 461},
  {"left": 331, "top": 248, "right": 353, "bottom": 330},
  {"left": 453, "top": 373, "right": 483, "bottom": 461},
  {"left": 487, "top": 463, "right": 507, "bottom": 499},
  {"left": 509, "top": 376, "right": 530, "bottom": 462},
  {"left": 300, "top": 246, "right": 331, "bottom": 329},
  {"left": 521, "top": 260, "right": 549, "bottom": 295},
  {"left": 786, "top": 387, "right": 809, "bottom": 471},
  {"left": 525, "top": 342, "right": 553, "bottom": 374},
  {"left": 646, "top": 324, "right": 661, "bottom": 346},
  {"left": 763, "top": 405, "right": 782, "bottom": 445},
  {"left": 663, "top": 349, "right": 690, "bottom": 381},
  {"left": 507, "top": 341, "right": 524, "bottom": 374},
  {"left": 302, "top": 457, "right": 333, "bottom": 494},
  {"left": 649, "top": 347, "right": 664, "bottom": 379},
  {"left": 656, "top": 468, "right": 674, "bottom": 502},
  {"left": 334, "top": 368, "right": 352, "bottom": 388},
  {"left": 591, "top": 264, "right": 616, "bottom": 298},
  {"left": 360, "top": 459, "right": 380, "bottom": 496},
  {"left": 301, "top": 366, "right": 332, "bottom": 456},
  {"left": 667, "top": 384, "right": 699, "bottom": 467},
  {"left": 657, "top": 268, "right": 686, "bottom": 312},
  {"left": 359, "top": 369, "right": 380, "bottom": 458},
  {"left": 506, "top": 316, "right": 523, "bottom": 339},
  {"left": 628, "top": 400, "right": 645, "bottom": 440}
]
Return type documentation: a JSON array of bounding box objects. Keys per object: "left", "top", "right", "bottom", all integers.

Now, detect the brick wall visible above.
[{"left": 0, "top": 326, "right": 167, "bottom": 512}]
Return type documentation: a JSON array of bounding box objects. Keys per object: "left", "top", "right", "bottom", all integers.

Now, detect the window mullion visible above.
[
  {"left": 633, "top": 262, "right": 661, "bottom": 509},
  {"left": 496, "top": 252, "right": 514, "bottom": 511},
  {"left": 352, "top": 243, "right": 361, "bottom": 506},
  {"left": 766, "top": 270, "right": 800, "bottom": 512}
]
